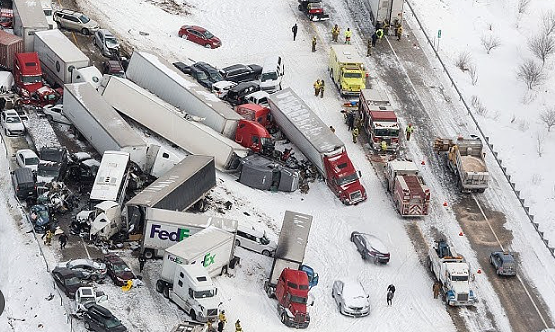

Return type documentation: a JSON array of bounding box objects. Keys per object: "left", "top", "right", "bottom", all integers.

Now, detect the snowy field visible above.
[{"left": 2, "top": 0, "right": 555, "bottom": 331}]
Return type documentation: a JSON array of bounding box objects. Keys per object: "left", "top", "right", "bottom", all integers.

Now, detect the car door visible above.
[
  {"left": 94, "top": 30, "right": 103, "bottom": 50},
  {"left": 493, "top": 255, "right": 502, "bottom": 269},
  {"left": 188, "top": 29, "right": 200, "bottom": 43},
  {"left": 353, "top": 234, "right": 364, "bottom": 253}
]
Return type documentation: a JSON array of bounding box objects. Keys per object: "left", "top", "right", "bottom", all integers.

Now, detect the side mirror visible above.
[
  {"left": 358, "top": 171, "right": 362, "bottom": 178},
  {"left": 309, "top": 300, "right": 314, "bottom": 306}
]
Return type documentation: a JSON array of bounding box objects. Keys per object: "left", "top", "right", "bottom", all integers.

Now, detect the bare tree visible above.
[
  {"left": 471, "top": 95, "right": 487, "bottom": 116},
  {"left": 540, "top": 107, "right": 555, "bottom": 131},
  {"left": 468, "top": 64, "right": 478, "bottom": 85},
  {"left": 543, "top": 10, "right": 555, "bottom": 36},
  {"left": 518, "top": 0, "right": 532, "bottom": 14},
  {"left": 529, "top": 32, "right": 555, "bottom": 64},
  {"left": 481, "top": 34, "right": 500, "bottom": 54},
  {"left": 455, "top": 51, "right": 472, "bottom": 71},
  {"left": 536, "top": 131, "right": 545, "bottom": 157},
  {"left": 517, "top": 59, "right": 545, "bottom": 89}
]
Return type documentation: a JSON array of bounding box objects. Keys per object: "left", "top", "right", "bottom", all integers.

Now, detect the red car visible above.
[{"left": 178, "top": 25, "right": 221, "bottom": 49}]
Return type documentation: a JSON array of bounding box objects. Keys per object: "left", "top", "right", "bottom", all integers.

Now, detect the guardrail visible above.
[{"left": 405, "top": 0, "right": 555, "bottom": 259}]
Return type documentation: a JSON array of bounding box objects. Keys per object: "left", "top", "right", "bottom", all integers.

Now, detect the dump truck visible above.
[
  {"left": 385, "top": 160, "right": 430, "bottom": 216},
  {"left": 433, "top": 135, "right": 489, "bottom": 193},
  {"left": 298, "top": 0, "right": 330, "bottom": 21},
  {"left": 329, "top": 45, "right": 366, "bottom": 96},
  {"left": 264, "top": 211, "right": 314, "bottom": 329},
  {"left": 268, "top": 88, "right": 366, "bottom": 205},
  {"left": 429, "top": 240, "right": 476, "bottom": 306},
  {"left": 359, "top": 88, "right": 399, "bottom": 152}
]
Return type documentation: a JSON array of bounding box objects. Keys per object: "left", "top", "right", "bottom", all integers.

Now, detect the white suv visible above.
[
  {"left": 53, "top": 9, "right": 99, "bottom": 35},
  {"left": 235, "top": 226, "right": 276, "bottom": 256}
]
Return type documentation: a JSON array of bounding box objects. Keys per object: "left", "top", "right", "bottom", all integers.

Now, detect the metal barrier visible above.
[{"left": 405, "top": 0, "right": 555, "bottom": 258}]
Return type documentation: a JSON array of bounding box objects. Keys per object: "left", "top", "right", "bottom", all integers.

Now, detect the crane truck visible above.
[{"left": 429, "top": 240, "right": 476, "bottom": 306}]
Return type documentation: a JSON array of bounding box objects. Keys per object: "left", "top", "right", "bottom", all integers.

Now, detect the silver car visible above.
[
  {"left": 56, "top": 259, "right": 107, "bottom": 281},
  {"left": 332, "top": 279, "right": 371, "bottom": 317},
  {"left": 94, "top": 29, "right": 120, "bottom": 57},
  {"left": 1, "top": 109, "right": 25, "bottom": 136},
  {"left": 350, "top": 231, "right": 390, "bottom": 264},
  {"left": 53, "top": 9, "right": 99, "bottom": 35}
]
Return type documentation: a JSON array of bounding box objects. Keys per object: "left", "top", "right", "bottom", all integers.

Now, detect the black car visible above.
[
  {"left": 51, "top": 267, "right": 89, "bottom": 299},
  {"left": 83, "top": 303, "right": 127, "bottom": 332},
  {"left": 104, "top": 254, "right": 136, "bottom": 286},
  {"left": 194, "top": 62, "right": 223, "bottom": 86},
  {"left": 219, "top": 64, "right": 263, "bottom": 83},
  {"left": 173, "top": 61, "right": 191, "bottom": 74},
  {"left": 225, "top": 81, "right": 260, "bottom": 106},
  {"left": 11, "top": 167, "right": 36, "bottom": 201},
  {"left": 66, "top": 152, "right": 100, "bottom": 183},
  {"left": 173, "top": 61, "right": 223, "bottom": 89},
  {"left": 350, "top": 231, "right": 390, "bottom": 264}
]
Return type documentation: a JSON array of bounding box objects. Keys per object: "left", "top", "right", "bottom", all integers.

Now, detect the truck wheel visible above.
[
  {"left": 156, "top": 280, "right": 164, "bottom": 293},
  {"left": 144, "top": 250, "right": 154, "bottom": 259},
  {"left": 189, "top": 309, "right": 197, "bottom": 321},
  {"left": 280, "top": 312, "right": 288, "bottom": 325},
  {"left": 298, "top": 4, "right": 302, "bottom": 10},
  {"left": 163, "top": 286, "right": 169, "bottom": 298},
  {"left": 266, "top": 286, "right": 275, "bottom": 298}
]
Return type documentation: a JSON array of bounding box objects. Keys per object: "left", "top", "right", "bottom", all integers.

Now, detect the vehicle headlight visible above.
[{"left": 446, "top": 290, "right": 455, "bottom": 299}]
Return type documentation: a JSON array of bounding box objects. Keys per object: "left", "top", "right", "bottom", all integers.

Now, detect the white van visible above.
[
  {"left": 259, "top": 56, "right": 284, "bottom": 93},
  {"left": 235, "top": 225, "right": 276, "bottom": 256}
]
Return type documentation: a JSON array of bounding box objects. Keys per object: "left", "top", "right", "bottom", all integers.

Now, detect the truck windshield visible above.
[
  {"left": 290, "top": 295, "right": 308, "bottom": 304},
  {"left": 451, "top": 275, "right": 468, "bottom": 282},
  {"left": 343, "top": 72, "right": 362, "bottom": 78},
  {"left": 194, "top": 289, "right": 216, "bottom": 298},
  {"left": 37, "top": 165, "right": 60, "bottom": 177},
  {"left": 374, "top": 128, "right": 399, "bottom": 137},
  {"left": 43, "top": 9, "right": 52, "bottom": 16},
  {"left": 261, "top": 72, "right": 278, "bottom": 82},
  {"left": 336, "top": 172, "right": 360, "bottom": 186},
  {"left": 22, "top": 75, "right": 42, "bottom": 84}
]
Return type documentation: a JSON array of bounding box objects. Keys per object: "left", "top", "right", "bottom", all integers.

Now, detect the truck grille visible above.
[
  {"left": 350, "top": 191, "right": 362, "bottom": 201},
  {"left": 207, "top": 309, "right": 218, "bottom": 317},
  {"left": 457, "top": 293, "right": 469, "bottom": 302}
]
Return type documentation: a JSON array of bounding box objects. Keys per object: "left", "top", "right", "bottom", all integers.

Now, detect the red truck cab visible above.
[
  {"left": 324, "top": 150, "right": 367, "bottom": 205},
  {"left": 235, "top": 103, "right": 276, "bottom": 132},
  {"left": 275, "top": 268, "right": 311, "bottom": 328},
  {"left": 235, "top": 119, "right": 274, "bottom": 154},
  {"left": 14, "top": 52, "right": 44, "bottom": 93}
]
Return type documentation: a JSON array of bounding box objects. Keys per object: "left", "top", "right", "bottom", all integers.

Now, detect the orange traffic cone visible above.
[
  {"left": 477, "top": 269, "right": 482, "bottom": 274},
  {"left": 421, "top": 160, "right": 426, "bottom": 165},
  {"left": 443, "top": 201, "right": 448, "bottom": 207},
  {"left": 459, "top": 231, "right": 464, "bottom": 236}
]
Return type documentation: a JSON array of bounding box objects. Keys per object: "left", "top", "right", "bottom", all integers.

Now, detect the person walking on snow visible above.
[
  {"left": 311, "top": 36, "right": 317, "bottom": 52},
  {"left": 371, "top": 31, "right": 378, "bottom": 47},
  {"left": 345, "top": 28, "right": 352, "bottom": 44},
  {"left": 319, "top": 79, "right": 325, "bottom": 98},
  {"left": 292, "top": 23, "right": 298, "bottom": 41},
  {"left": 329, "top": 126, "right": 335, "bottom": 133},
  {"left": 376, "top": 28, "right": 384, "bottom": 42},
  {"left": 387, "top": 284, "right": 395, "bottom": 305},
  {"left": 235, "top": 319, "right": 243, "bottom": 332},
  {"left": 396, "top": 25, "right": 403, "bottom": 41},
  {"left": 352, "top": 128, "right": 359, "bottom": 143},
  {"left": 59, "top": 233, "right": 68, "bottom": 250},
  {"left": 331, "top": 24, "right": 340, "bottom": 42},
  {"left": 42, "top": 229, "right": 53, "bottom": 245},
  {"left": 387, "top": 284, "right": 396, "bottom": 295},
  {"left": 313, "top": 79, "right": 321, "bottom": 96},
  {"left": 346, "top": 111, "right": 355, "bottom": 131},
  {"left": 139, "top": 254, "right": 146, "bottom": 273},
  {"left": 218, "top": 310, "right": 227, "bottom": 332},
  {"left": 406, "top": 123, "right": 414, "bottom": 141}
]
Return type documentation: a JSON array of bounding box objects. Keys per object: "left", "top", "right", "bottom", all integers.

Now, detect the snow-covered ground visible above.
[{"left": 2, "top": 0, "right": 555, "bottom": 331}]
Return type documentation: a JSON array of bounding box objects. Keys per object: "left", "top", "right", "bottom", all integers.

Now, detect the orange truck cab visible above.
[
  {"left": 234, "top": 119, "right": 274, "bottom": 155},
  {"left": 275, "top": 268, "right": 311, "bottom": 328}
]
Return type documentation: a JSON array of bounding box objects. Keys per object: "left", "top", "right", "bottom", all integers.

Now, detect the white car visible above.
[
  {"left": 1, "top": 109, "right": 25, "bottom": 136},
  {"left": 42, "top": 104, "right": 71, "bottom": 125},
  {"left": 235, "top": 225, "right": 276, "bottom": 256},
  {"left": 15, "top": 149, "right": 40, "bottom": 173},
  {"left": 212, "top": 80, "right": 237, "bottom": 99},
  {"left": 332, "top": 279, "right": 371, "bottom": 317},
  {"left": 245, "top": 90, "right": 269, "bottom": 106}
]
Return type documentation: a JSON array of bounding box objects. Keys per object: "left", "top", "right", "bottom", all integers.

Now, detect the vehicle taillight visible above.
[
  {"left": 373, "top": 137, "right": 379, "bottom": 142},
  {"left": 391, "top": 137, "right": 399, "bottom": 143}
]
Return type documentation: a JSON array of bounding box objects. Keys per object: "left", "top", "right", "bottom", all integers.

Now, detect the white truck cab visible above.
[
  {"left": 76, "top": 201, "right": 122, "bottom": 242},
  {"left": 168, "top": 264, "right": 221, "bottom": 322},
  {"left": 259, "top": 56, "right": 284, "bottom": 93}
]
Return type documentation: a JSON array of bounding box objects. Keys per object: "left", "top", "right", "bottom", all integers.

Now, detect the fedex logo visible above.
[{"left": 149, "top": 224, "right": 190, "bottom": 242}]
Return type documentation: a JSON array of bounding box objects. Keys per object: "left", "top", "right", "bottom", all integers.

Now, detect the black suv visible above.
[
  {"left": 219, "top": 64, "right": 262, "bottom": 83},
  {"left": 225, "top": 81, "right": 260, "bottom": 106},
  {"left": 11, "top": 167, "right": 36, "bottom": 201},
  {"left": 173, "top": 61, "right": 223, "bottom": 89},
  {"left": 83, "top": 303, "right": 127, "bottom": 332}
]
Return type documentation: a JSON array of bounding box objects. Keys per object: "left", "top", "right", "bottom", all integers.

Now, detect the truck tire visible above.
[
  {"left": 163, "top": 286, "right": 170, "bottom": 298},
  {"left": 265, "top": 286, "right": 275, "bottom": 298},
  {"left": 156, "top": 280, "right": 165, "bottom": 293},
  {"left": 235, "top": 239, "right": 241, "bottom": 247},
  {"left": 280, "top": 312, "right": 288, "bottom": 325},
  {"left": 262, "top": 250, "right": 271, "bottom": 256},
  {"left": 298, "top": 4, "right": 302, "bottom": 10},
  {"left": 45, "top": 114, "right": 53, "bottom": 121},
  {"left": 189, "top": 309, "right": 197, "bottom": 321},
  {"left": 144, "top": 249, "right": 154, "bottom": 259}
]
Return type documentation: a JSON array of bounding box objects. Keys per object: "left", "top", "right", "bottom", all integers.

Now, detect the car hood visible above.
[
  {"left": 36, "top": 174, "right": 55, "bottom": 184},
  {"left": 259, "top": 80, "right": 278, "bottom": 89},
  {"left": 5, "top": 122, "right": 24, "bottom": 131},
  {"left": 344, "top": 295, "right": 370, "bottom": 308},
  {"left": 116, "top": 271, "right": 135, "bottom": 281}
]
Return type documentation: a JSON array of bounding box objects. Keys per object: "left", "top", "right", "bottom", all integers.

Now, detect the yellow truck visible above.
[{"left": 329, "top": 45, "right": 366, "bottom": 96}]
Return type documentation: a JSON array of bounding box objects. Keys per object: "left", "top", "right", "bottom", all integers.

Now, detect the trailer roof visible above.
[
  {"left": 90, "top": 151, "right": 130, "bottom": 202},
  {"left": 275, "top": 210, "right": 313, "bottom": 262},
  {"left": 389, "top": 160, "right": 419, "bottom": 172},
  {"left": 361, "top": 88, "right": 391, "bottom": 106},
  {"left": 0, "top": 29, "right": 23, "bottom": 45},
  {"left": 134, "top": 51, "right": 243, "bottom": 121},
  {"left": 13, "top": 0, "right": 48, "bottom": 28},
  {"left": 35, "top": 30, "right": 89, "bottom": 63},
  {"left": 331, "top": 45, "right": 364, "bottom": 64},
  {"left": 64, "top": 82, "right": 146, "bottom": 148},
  {"left": 126, "top": 155, "right": 214, "bottom": 207},
  {"left": 268, "top": 88, "right": 344, "bottom": 154},
  {"left": 165, "top": 226, "right": 233, "bottom": 260}
]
